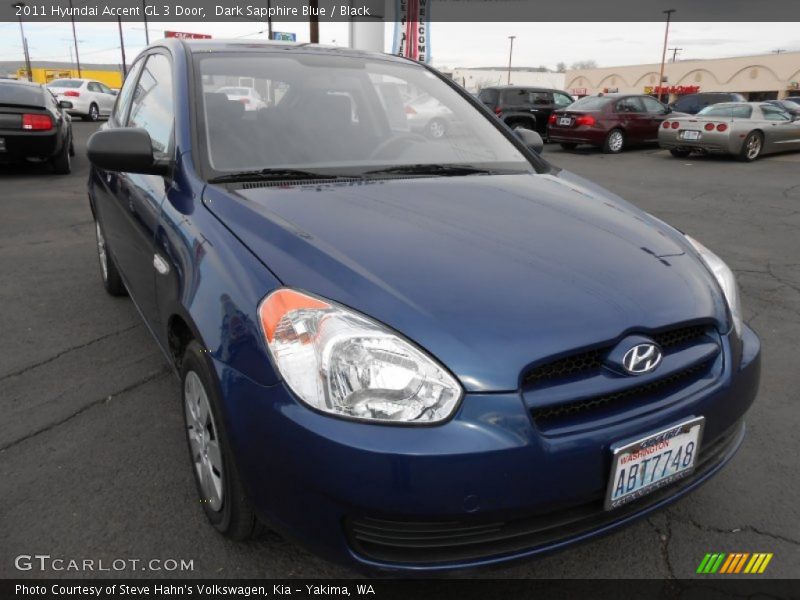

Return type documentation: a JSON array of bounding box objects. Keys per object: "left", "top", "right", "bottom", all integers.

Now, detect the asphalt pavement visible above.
[{"left": 1, "top": 122, "right": 798, "bottom": 579}]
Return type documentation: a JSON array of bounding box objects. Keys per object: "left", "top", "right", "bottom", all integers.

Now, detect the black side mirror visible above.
[
  {"left": 514, "top": 127, "right": 544, "bottom": 154},
  {"left": 87, "top": 128, "right": 171, "bottom": 175},
  {"left": 58, "top": 100, "right": 72, "bottom": 109}
]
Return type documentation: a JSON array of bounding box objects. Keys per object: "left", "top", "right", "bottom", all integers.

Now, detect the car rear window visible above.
[
  {"left": 49, "top": 79, "right": 82, "bottom": 88},
  {"left": 477, "top": 88, "right": 498, "bottom": 106},
  {"left": 568, "top": 96, "right": 612, "bottom": 110},
  {"left": 697, "top": 104, "right": 752, "bottom": 118},
  {"left": 0, "top": 82, "right": 44, "bottom": 107}
]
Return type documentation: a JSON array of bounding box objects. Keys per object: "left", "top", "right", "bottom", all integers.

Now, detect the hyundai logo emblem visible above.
[{"left": 622, "top": 343, "right": 662, "bottom": 375}]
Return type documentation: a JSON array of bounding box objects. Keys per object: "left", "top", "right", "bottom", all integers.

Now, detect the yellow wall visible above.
[{"left": 16, "top": 68, "right": 123, "bottom": 89}]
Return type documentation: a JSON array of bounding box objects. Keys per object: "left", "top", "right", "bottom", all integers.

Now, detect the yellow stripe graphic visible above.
[
  {"left": 744, "top": 554, "right": 759, "bottom": 574},
  {"left": 758, "top": 553, "right": 773, "bottom": 573},
  {"left": 749, "top": 553, "right": 766, "bottom": 573},
  {"left": 734, "top": 553, "right": 749, "bottom": 573}
]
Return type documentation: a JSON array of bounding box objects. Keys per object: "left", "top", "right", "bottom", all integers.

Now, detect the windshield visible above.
[
  {"left": 697, "top": 104, "right": 752, "bottom": 118},
  {"left": 783, "top": 100, "right": 800, "bottom": 110},
  {"left": 194, "top": 52, "right": 534, "bottom": 177},
  {"left": 48, "top": 79, "right": 82, "bottom": 88},
  {"left": 566, "top": 96, "right": 612, "bottom": 111}
]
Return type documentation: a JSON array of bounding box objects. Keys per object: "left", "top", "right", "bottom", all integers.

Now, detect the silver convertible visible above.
[{"left": 658, "top": 102, "right": 800, "bottom": 162}]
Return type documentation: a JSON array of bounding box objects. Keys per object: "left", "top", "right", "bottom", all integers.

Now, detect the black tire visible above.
[
  {"left": 51, "top": 138, "right": 71, "bottom": 175},
  {"left": 602, "top": 129, "right": 625, "bottom": 154},
  {"left": 181, "top": 340, "right": 263, "bottom": 541},
  {"left": 84, "top": 103, "right": 99, "bottom": 122},
  {"left": 737, "top": 131, "right": 763, "bottom": 162},
  {"left": 669, "top": 148, "right": 692, "bottom": 158},
  {"left": 94, "top": 218, "right": 127, "bottom": 296},
  {"left": 560, "top": 143, "right": 578, "bottom": 150}
]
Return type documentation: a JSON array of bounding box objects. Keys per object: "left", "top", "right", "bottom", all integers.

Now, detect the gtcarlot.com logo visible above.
[
  {"left": 697, "top": 552, "right": 773, "bottom": 574},
  {"left": 14, "top": 554, "right": 194, "bottom": 572}
]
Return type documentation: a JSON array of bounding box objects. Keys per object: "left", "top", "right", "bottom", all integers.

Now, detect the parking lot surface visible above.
[{"left": 1, "top": 122, "right": 798, "bottom": 579}]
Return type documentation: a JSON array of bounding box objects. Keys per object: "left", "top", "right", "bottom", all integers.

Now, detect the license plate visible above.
[
  {"left": 682, "top": 130, "right": 701, "bottom": 140},
  {"left": 605, "top": 416, "right": 704, "bottom": 510},
  {"left": 558, "top": 117, "right": 572, "bottom": 126},
  {"left": 0, "top": 137, "right": 5, "bottom": 152}
]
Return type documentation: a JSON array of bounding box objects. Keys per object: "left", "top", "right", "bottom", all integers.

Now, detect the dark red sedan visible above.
[{"left": 548, "top": 94, "right": 678, "bottom": 153}]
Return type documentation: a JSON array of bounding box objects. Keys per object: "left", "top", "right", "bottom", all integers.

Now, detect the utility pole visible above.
[
  {"left": 772, "top": 49, "right": 786, "bottom": 54},
  {"left": 68, "top": 0, "right": 82, "bottom": 77},
  {"left": 669, "top": 47, "right": 682, "bottom": 62},
  {"left": 117, "top": 17, "right": 127, "bottom": 75},
  {"left": 309, "top": 0, "right": 319, "bottom": 43},
  {"left": 142, "top": 0, "right": 150, "bottom": 44},
  {"left": 266, "top": 0, "right": 273, "bottom": 39},
  {"left": 12, "top": 3, "right": 33, "bottom": 81},
  {"left": 657, "top": 9, "right": 676, "bottom": 102},
  {"left": 507, "top": 35, "right": 516, "bottom": 85}
]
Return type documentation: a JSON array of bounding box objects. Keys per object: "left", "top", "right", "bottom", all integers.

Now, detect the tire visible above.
[
  {"left": 51, "top": 138, "right": 71, "bottom": 175},
  {"left": 560, "top": 143, "right": 578, "bottom": 150},
  {"left": 602, "top": 129, "right": 625, "bottom": 154},
  {"left": 737, "top": 131, "right": 763, "bottom": 162},
  {"left": 669, "top": 148, "right": 692, "bottom": 158},
  {"left": 425, "top": 118, "right": 447, "bottom": 139},
  {"left": 181, "top": 340, "right": 263, "bottom": 541},
  {"left": 84, "top": 103, "right": 99, "bottom": 122},
  {"left": 94, "top": 219, "right": 127, "bottom": 296}
]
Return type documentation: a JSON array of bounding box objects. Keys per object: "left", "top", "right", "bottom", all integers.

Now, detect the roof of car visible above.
[
  {"left": 482, "top": 85, "right": 569, "bottom": 92},
  {"left": 0, "top": 78, "right": 43, "bottom": 89},
  {"left": 169, "top": 39, "right": 409, "bottom": 63}
]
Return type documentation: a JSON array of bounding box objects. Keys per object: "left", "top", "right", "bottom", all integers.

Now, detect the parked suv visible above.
[
  {"left": 670, "top": 92, "right": 746, "bottom": 115},
  {"left": 548, "top": 93, "right": 678, "bottom": 153},
  {"left": 478, "top": 86, "right": 574, "bottom": 139}
]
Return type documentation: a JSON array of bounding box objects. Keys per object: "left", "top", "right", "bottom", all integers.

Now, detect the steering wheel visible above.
[{"left": 370, "top": 133, "right": 427, "bottom": 160}]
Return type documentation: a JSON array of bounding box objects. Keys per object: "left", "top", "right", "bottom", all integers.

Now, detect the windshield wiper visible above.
[
  {"left": 208, "top": 168, "right": 347, "bottom": 184},
  {"left": 362, "top": 164, "right": 525, "bottom": 177}
]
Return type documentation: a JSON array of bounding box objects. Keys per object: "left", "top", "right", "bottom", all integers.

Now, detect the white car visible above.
[
  {"left": 216, "top": 86, "right": 267, "bottom": 111},
  {"left": 47, "top": 78, "right": 117, "bottom": 121}
]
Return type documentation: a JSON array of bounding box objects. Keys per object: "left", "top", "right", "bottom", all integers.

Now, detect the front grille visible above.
[
  {"left": 523, "top": 324, "right": 707, "bottom": 387},
  {"left": 346, "top": 421, "right": 743, "bottom": 566},
  {"left": 532, "top": 359, "right": 713, "bottom": 423}
]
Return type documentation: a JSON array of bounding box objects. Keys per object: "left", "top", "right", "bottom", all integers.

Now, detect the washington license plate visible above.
[
  {"left": 682, "top": 130, "right": 701, "bottom": 140},
  {"left": 605, "top": 416, "right": 704, "bottom": 510},
  {"left": 558, "top": 117, "right": 572, "bottom": 126}
]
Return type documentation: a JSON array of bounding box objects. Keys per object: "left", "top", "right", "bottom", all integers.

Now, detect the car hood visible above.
[{"left": 204, "top": 172, "right": 726, "bottom": 392}]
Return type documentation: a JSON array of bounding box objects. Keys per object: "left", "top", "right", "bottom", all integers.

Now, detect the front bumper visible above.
[{"left": 214, "top": 325, "right": 760, "bottom": 572}]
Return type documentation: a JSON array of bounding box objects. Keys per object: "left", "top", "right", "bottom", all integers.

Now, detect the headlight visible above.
[
  {"left": 258, "top": 288, "right": 463, "bottom": 424},
  {"left": 685, "top": 235, "right": 742, "bottom": 336}
]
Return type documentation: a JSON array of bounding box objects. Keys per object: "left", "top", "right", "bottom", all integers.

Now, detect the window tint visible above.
[
  {"left": 615, "top": 97, "right": 645, "bottom": 113},
  {"left": 784, "top": 100, "right": 800, "bottom": 110},
  {"left": 673, "top": 95, "right": 698, "bottom": 113},
  {"left": 49, "top": 79, "right": 82, "bottom": 88},
  {"left": 98, "top": 82, "right": 113, "bottom": 94},
  {"left": 569, "top": 96, "right": 612, "bottom": 110},
  {"left": 127, "top": 54, "right": 174, "bottom": 154},
  {"left": 697, "top": 104, "right": 752, "bottom": 118},
  {"left": 553, "top": 92, "right": 573, "bottom": 107},
  {"left": 501, "top": 88, "right": 530, "bottom": 105},
  {"left": 112, "top": 59, "right": 144, "bottom": 125},
  {"left": 477, "top": 88, "right": 498, "bottom": 106},
  {"left": 0, "top": 82, "right": 46, "bottom": 107},
  {"left": 760, "top": 105, "right": 790, "bottom": 121},
  {"left": 529, "top": 91, "right": 551, "bottom": 105},
  {"left": 641, "top": 96, "right": 667, "bottom": 113},
  {"left": 87, "top": 82, "right": 102, "bottom": 93}
]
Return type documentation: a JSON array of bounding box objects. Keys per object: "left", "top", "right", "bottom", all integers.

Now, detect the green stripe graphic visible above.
[
  {"left": 697, "top": 553, "right": 713, "bottom": 573},
  {"left": 710, "top": 553, "right": 727, "bottom": 573}
]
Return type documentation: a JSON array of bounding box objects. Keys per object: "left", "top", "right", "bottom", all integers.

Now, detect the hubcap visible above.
[
  {"left": 746, "top": 135, "right": 761, "bottom": 159},
  {"left": 429, "top": 121, "right": 445, "bottom": 138},
  {"left": 184, "top": 371, "right": 224, "bottom": 512},
  {"left": 95, "top": 222, "right": 108, "bottom": 281},
  {"left": 91, "top": 105, "right": 98, "bottom": 120},
  {"left": 609, "top": 131, "right": 623, "bottom": 152}
]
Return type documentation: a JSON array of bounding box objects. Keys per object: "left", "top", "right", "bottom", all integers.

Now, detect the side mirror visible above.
[
  {"left": 87, "top": 128, "right": 170, "bottom": 175},
  {"left": 58, "top": 100, "right": 73, "bottom": 109},
  {"left": 514, "top": 127, "right": 544, "bottom": 154},
  {"left": 109, "top": 89, "right": 119, "bottom": 96}
]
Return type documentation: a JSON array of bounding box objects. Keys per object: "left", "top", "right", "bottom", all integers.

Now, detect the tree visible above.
[
  {"left": 556, "top": 62, "right": 567, "bottom": 73},
  {"left": 570, "top": 60, "right": 598, "bottom": 70}
]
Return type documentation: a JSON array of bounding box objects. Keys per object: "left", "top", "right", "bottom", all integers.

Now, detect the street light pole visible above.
[
  {"left": 507, "top": 35, "right": 516, "bottom": 85},
  {"left": 68, "top": 0, "right": 82, "bottom": 77},
  {"left": 12, "top": 3, "right": 33, "bottom": 81},
  {"left": 266, "top": 0, "right": 273, "bottom": 39},
  {"left": 117, "top": 17, "right": 127, "bottom": 75},
  {"left": 142, "top": 0, "right": 150, "bottom": 44},
  {"left": 657, "top": 9, "right": 676, "bottom": 103}
]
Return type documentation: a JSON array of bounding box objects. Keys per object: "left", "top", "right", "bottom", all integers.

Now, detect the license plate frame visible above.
[
  {"left": 558, "top": 117, "right": 572, "bottom": 126},
  {"left": 605, "top": 416, "right": 704, "bottom": 510},
  {"left": 682, "top": 130, "right": 701, "bottom": 141}
]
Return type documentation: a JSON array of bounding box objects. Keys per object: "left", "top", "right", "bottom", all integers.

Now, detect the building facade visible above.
[{"left": 565, "top": 51, "right": 800, "bottom": 102}]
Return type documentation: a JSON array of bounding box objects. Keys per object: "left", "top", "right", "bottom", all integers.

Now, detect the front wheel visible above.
[
  {"left": 603, "top": 129, "right": 625, "bottom": 154},
  {"left": 738, "top": 131, "right": 763, "bottom": 162},
  {"left": 84, "top": 103, "right": 99, "bottom": 122},
  {"left": 182, "top": 341, "right": 263, "bottom": 540},
  {"left": 669, "top": 148, "right": 692, "bottom": 158}
]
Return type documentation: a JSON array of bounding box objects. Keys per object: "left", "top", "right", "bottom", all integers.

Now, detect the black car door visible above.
[{"left": 97, "top": 51, "right": 175, "bottom": 333}]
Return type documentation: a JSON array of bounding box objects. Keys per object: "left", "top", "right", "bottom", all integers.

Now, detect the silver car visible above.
[{"left": 658, "top": 102, "right": 800, "bottom": 162}]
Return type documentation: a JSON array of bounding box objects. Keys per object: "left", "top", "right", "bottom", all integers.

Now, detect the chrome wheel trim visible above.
[
  {"left": 608, "top": 130, "right": 624, "bottom": 152},
  {"left": 90, "top": 104, "right": 98, "bottom": 121},
  {"left": 746, "top": 134, "right": 761, "bottom": 160},
  {"left": 184, "top": 371, "right": 224, "bottom": 512},
  {"left": 428, "top": 120, "right": 445, "bottom": 138},
  {"left": 95, "top": 222, "right": 108, "bottom": 282}
]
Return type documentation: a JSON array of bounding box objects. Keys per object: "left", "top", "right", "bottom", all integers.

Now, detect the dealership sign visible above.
[
  {"left": 644, "top": 85, "right": 700, "bottom": 95},
  {"left": 392, "top": 0, "right": 431, "bottom": 63},
  {"left": 164, "top": 31, "right": 212, "bottom": 39}
]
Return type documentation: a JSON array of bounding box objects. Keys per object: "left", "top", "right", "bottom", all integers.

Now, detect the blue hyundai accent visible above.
[{"left": 86, "top": 40, "right": 760, "bottom": 572}]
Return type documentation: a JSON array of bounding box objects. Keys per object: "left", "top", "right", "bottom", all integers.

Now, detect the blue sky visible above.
[{"left": 1, "top": 21, "right": 798, "bottom": 70}]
